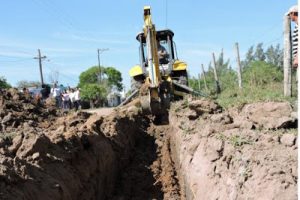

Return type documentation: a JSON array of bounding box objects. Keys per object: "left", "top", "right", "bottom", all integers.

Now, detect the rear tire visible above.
[{"left": 172, "top": 70, "right": 188, "bottom": 100}]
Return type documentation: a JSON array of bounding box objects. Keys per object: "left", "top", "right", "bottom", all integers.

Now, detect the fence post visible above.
[
  {"left": 234, "top": 42, "right": 243, "bottom": 89},
  {"left": 283, "top": 15, "right": 292, "bottom": 96},
  {"left": 201, "top": 64, "right": 209, "bottom": 91},
  {"left": 212, "top": 53, "right": 221, "bottom": 94},
  {"left": 197, "top": 73, "right": 201, "bottom": 91}
]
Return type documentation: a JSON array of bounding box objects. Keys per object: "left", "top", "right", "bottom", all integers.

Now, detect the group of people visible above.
[{"left": 50, "top": 83, "right": 81, "bottom": 110}]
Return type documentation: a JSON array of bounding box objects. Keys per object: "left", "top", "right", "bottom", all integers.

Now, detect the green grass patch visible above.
[{"left": 216, "top": 82, "right": 297, "bottom": 109}]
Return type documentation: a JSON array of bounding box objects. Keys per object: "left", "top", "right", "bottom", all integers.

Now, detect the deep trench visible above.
[{"left": 109, "top": 117, "right": 182, "bottom": 200}]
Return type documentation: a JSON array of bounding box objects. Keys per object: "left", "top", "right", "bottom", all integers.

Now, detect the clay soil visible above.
[{"left": 0, "top": 89, "right": 298, "bottom": 200}]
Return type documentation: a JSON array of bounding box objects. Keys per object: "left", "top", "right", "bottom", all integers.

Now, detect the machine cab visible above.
[{"left": 136, "top": 29, "right": 177, "bottom": 74}]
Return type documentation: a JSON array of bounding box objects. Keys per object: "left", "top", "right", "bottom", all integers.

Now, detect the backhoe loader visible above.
[{"left": 122, "top": 6, "right": 200, "bottom": 115}]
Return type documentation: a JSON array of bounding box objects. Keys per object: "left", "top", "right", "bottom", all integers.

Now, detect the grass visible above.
[
  {"left": 217, "top": 133, "right": 253, "bottom": 148},
  {"left": 215, "top": 82, "right": 297, "bottom": 109},
  {"left": 229, "top": 135, "right": 253, "bottom": 147},
  {"left": 0, "top": 131, "right": 18, "bottom": 142},
  {"left": 179, "top": 120, "right": 195, "bottom": 134}
]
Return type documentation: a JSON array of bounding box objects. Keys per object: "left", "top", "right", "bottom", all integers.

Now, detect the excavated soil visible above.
[
  {"left": 0, "top": 89, "right": 298, "bottom": 200},
  {"left": 169, "top": 98, "right": 297, "bottom": 200}
]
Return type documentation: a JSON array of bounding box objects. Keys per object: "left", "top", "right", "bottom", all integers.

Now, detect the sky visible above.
[{"left": 0, "top": 0, "right": 297, "bottom": 91}]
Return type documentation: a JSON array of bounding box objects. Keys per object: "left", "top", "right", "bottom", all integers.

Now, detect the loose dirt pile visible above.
[
  {"left": 0, "top": 88, "right": 58, "bottom": 132},
  {"left": 0, "top": 89, "right": 297, "bottom": 200},
  {"left": 0, "top": 89, "right": 181, "bottom": 200},
  {"left": 169, "top": 98, "right": 297, "bottom": 200}
]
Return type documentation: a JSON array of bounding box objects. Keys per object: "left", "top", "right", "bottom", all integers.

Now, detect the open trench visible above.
[
  {"left": 1, "top": 93, "right": 297, "bottom": 200},
  {"left": 0, "top": 99, "right": 185, "bottom": 200},
  {"left": 109, "top": 116, "right": 182, "bottom": 200}
]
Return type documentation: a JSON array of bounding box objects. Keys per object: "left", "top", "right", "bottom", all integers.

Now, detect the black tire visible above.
[{"left": 172, "top": 70, "right": 188, "bottom": 100}]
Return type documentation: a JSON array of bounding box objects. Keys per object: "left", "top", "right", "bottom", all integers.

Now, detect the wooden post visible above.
[
  {"left": 198, "top": 73, "right": 201, "bottom": 91},
  {"left": 212, "top": 53, "right": 221, "bottom": 93},
  {"left": 234, "top": 42, "right": 243, "bottom": 89},
  {"left": 283, "top": 15, "right": 292, "bottom": 96},
  {"left": 201, "top": 64, "right": 208, "bottom": 91}
]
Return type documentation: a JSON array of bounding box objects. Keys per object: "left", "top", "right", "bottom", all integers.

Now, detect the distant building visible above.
[{"left": 107, "top": 91, "right": 121, "bottom": 107}]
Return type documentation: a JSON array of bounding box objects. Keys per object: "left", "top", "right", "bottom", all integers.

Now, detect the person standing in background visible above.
[
  {"left": 51, "top": 83, "right": 61, "bottom": 108},
  {"left": 286, "top": 5, "right": 298, "bottom": 68},
  {"left": 74, "top": 87, "right": 81, "bottom": 111}
]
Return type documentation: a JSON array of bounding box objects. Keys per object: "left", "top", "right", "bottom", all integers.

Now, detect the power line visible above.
[
  {"left": 249, "top": 21, "right": 282, "bottom": 45},
  {"left": 0, "top": 54, "right": 31, "bottom": 58},
  {"left": 0, "top": 46, "right": 34, "bottom": 56},
  {"left": 30, "top": 0, "right": 73, "bottom": 31},
  {"left": 30, "top": 0, "right": 97, "bottom": 42},
  {"left": 44, "top": 60, "right": 79, "bottom": 83},
  {"left": 0, "top": 58, "right": 33, "bottom": 63}
]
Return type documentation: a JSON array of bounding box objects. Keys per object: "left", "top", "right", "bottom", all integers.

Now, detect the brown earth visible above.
[
  {"left": 169, "top": 98, "right": 297, "bottom": 200},
  {"left": 0, "top": 89, "right": 297, "bottom": 200}
]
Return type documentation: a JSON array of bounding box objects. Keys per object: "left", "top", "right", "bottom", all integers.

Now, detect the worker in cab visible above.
[{"left": 157, "top": 41, "right": 169, "bottom": 64}]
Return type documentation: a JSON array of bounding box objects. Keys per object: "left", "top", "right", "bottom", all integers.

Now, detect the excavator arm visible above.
[
  {"left": 143, "top": 6, "right": 161, "bottom": 87},
  {"left": 139, "top": 6, "right": 165, "bottom": 115}
]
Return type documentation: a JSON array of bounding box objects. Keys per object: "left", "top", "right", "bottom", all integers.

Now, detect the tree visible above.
[
  {"left": 243, "top": 43, "right": 283, "bottom": 69},
  {"left": 215, "top": 49, "right": 231, "bottom": 75},
  {"left": 104, "top": 67, "right": 123, "bottom": 91},
  {"left": 0, "top": 77, "right": 11, "bottom": 89},
  {"left": 78, "top": 65, "right": 123, "bottom": 107},
  {"left": 243, "top": 61, "right": 283, "bottom": 86},
  {"left": 17, "top": 80, "right": 41, "bottom": 88},
  {"left": 265, "top": 44, "right": 283, "bottom": 69},
  {"left": 242, "top": 45, "right": 254, "bottom": 68},
  {"left": 78, "top": 66, "right": 101, "bottom": 87},
  {"left": 254, "top": 43, "right": 266, "bottom": 61},
  {"left": 80, "top": 83, "right": 108, "bottom": 107}
]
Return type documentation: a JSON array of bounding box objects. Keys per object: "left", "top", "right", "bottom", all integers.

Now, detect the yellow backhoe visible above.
[{"left": 121, "top": 6, "right": 201, "bottom": 115}]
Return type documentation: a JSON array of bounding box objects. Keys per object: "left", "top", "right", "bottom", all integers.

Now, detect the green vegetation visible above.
[
  {"left": 78, "top": 66, "right": 123, "bottom": 106},
  {"left": 229, "top": 135, "right": 253, "bottom": 147},
  {"left": 188, "top": 43, "right": 297, "bottom": 108},
  {"left": 16, "top": 80, "right": 41, "bottom": 88},
  {"left": 0, "top": 76, "right": 11, "bottom": 89},
  {"left": 216, "top": 133, "right": 253, "bottom": 148},
  {"left": 0, "top": 131, "right": 17, "bottom": 141}
]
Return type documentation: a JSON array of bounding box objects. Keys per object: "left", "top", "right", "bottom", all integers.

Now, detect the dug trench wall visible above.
[
  {"left": 0, "top": 89, "right": 298, "bottom": 200},
  {"left": 0, "top": 89, "right": 145, "bottom": 199},
  {"left": 167, "top": 99, "right": 298, "bottom": 200}
]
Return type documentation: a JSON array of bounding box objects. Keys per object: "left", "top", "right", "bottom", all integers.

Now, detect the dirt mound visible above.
[
  {"left": 0, "top": 89, "right": 59, "bottom": 133},
  {"left": 0, "top": 107, "right": 138, "bottom": 199},
  {"left": 169, "top": 99, "right": 297, "bottom": 200}
]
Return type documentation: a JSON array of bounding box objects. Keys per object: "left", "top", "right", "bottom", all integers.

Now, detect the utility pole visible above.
[
  {"left": 34, "top": 49, "right": 47, "bottom": 86},
  {"left": 212, "top": 53, "right": 221, "bottom": 94},
  {"left": 97, "top": 48, "right": 109, "bottom": 83},
  {"left": 234, "top": 42, "right": 243, "bottom": 89},
  {"left": 283, "top": 15, "right": 292, "bottom": 96}
]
